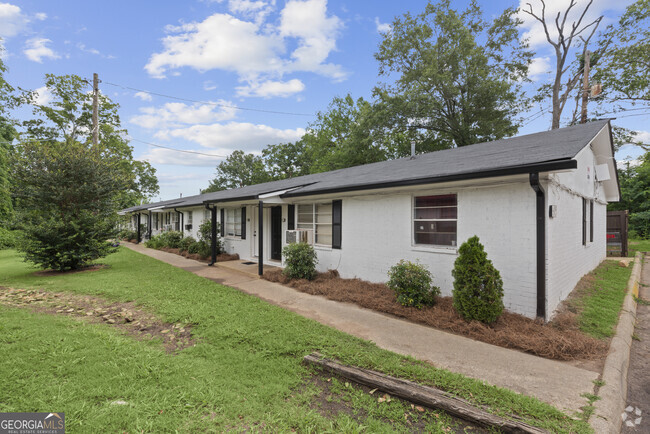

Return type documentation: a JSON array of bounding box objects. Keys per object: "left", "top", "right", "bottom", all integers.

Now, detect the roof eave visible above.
[{"left": 282, "top": 159, "right": 578, "bottom": 198}]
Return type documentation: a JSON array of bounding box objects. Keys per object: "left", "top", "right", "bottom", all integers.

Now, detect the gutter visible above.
[
  {"left": 529, "top": 173, "right": 546, "bottom": 319},
  {"left": 282, "top": 160, "right": 577, "bottom": 198}
]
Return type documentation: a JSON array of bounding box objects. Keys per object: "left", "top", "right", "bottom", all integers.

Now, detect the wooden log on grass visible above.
[{"left": 304, "top": 352, "right": 548, "bottom": 434}]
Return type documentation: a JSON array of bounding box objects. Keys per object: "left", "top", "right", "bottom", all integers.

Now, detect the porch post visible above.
[
  {"left": 210, "top": 205, "right": 217, "bottom": 266},
  {"left": 258, "top": 200, "right": 264, "bottom": 276},
  {"left": 136, "top": 213, "right": 141, "bottom": 244},
  {"left": 148, "top": 212, "right": 152, "bottom": 240}
]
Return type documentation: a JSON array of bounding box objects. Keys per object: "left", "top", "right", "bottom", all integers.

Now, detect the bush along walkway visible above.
[{"left": 122, "top": 242, "right": 599, "bottom": 416}]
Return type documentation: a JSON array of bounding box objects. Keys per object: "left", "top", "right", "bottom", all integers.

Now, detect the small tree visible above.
[
  {"left": 282, "top": 242, "right": 318, "bottom": 280},
  {"left": 452, "top": 236, "right": 504, "bottom": 323},
  {"left": 387, "top": 260, "right": 440, "bottom": 308},
  {"left": 198, "top": 219, "right": 223, "bottom": 255},
  {"left": 11, "top": 140, "right": 122, "bottom": 270}
]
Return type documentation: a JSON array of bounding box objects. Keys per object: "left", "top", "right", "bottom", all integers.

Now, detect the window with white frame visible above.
[
  {"left": 413, "top": 194, "right": 457, "bottom": 247},
  {"left": 204, "top": 209, "right": 211, "bottom": 222},
  {"left": 188, "top": 211, "right": 193, "bottom": 224},
  {"left": 153, "top": 213, "right": 159, "bottom": 230},
  {"left": 225, "top": 208, "right": 242, "bottom": 237},
  {"left": 297, "top": 203, "right": 332, "bottom": 246}
]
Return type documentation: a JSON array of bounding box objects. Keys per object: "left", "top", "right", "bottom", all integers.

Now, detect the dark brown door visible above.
[{"left": 271, "top": 206, "right": 282, "bottom": 260}]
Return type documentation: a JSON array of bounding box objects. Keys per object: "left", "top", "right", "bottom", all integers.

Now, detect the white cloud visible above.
[
  {"left": 130, "top": 101, "right": 238, "bottom": 129},
  {"left": 145, "top": 0, "right": 346, "bottom": 93},
  {"left": 35, "top": 12, "right": 47, "bottom": 21},
  {"left": 236, "top": 78, "right": 305, "bottom": 98},
  {"left": 0, "top": 3, "right": 28, "bottom": 38},
  {"left": 279, "top": 0, "right": 345, "bottom": 80},
  {"left": 23, "top": 37, "right": 60, "bottom": 63},
  {"left": 155, "top": 122, "right": 305, "bottom": 152},
  {"left": 134, "top": 91, "right": 152, "bottom": 101},
  {"left": 528, "top": 56, "right": 552, "bottom": 77},
  {"left": 518, "top": 0, "right": 631, "bottom": 48},
  {"left": 203, "top": 80, "right": 217, "bottom": 91},
  {"left": 374, "top": 17, "right": 391, "bottom": 34},
  {"left": 33, "top": 86, "right": 52, "bottom": 105},
  {"left": 138, "top": 147, "right": 225, "bottom": 167},
  {"left": 145, "top": 14, "right": 284, "bottom": 79},
  {"left": 228, "top": 0, "right": 274, "bottom": 23}
]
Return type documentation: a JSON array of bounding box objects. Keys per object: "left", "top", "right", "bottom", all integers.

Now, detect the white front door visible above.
[{"left": 252, "top": 206, "right": 259, "bottom": 257}]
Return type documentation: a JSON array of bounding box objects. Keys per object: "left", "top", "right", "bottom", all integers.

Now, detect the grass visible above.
[
  {"left": 0, "top": 248, "right": 590, "bottom": 433},
  {"left": 628, "top": 238, "right": 650, "bottom": 257},
  {"left": 571, "top": 261, "right": 633, "bottom": 339}
]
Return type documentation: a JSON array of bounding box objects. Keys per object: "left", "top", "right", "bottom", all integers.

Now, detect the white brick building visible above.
[{"left": 121, "top": 120, "right": 620, "bottom": 320}]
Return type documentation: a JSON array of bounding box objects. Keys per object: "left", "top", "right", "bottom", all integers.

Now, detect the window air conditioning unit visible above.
[
  {"left": 185, "top": 224, "right": 192, "bottom": 230},
  {"left": 285, "top": 229, "right": 313, "bottom": 245}
]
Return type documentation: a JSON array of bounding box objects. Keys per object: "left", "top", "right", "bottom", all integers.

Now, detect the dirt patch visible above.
[
  {"left": 263, "top": 269, "right": 607, "bottom": 361},
  {"left": 33, "top": 264, "right": 110, "bottom": 276},
  {"left": 301, "top": 370, "right": 490, "bottom": 433},
  {"left": 0, "top": 287, "right": 195, "bottom": 353}
]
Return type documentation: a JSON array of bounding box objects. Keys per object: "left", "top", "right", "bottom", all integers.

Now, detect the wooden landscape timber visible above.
[{"left": 304, "top": 352, "right": 549, "bottom": 434}]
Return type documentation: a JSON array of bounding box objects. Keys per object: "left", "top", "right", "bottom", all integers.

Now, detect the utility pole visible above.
[
  {"left": 580, "top": 51, "right": 590, "bottom": 124},
  {"left": 92, "top": 73, "right": 99, "bottom": 146}
]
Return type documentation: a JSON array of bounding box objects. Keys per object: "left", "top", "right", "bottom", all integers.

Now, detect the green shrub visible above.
[
  {"left": 144, "top": 231, "right": 183, "bottom": 249},
  {"left": 187, "top": 241, "right": 201, "bottom": 255},
  {"left": 282, "top": 242, "right": 318, "bottom": 280},
  {"left": 387, "top": 260, "right": 440, "bottom": 308},
  {"left": 198, "top": 220, "right": 223, "bottom": 254},
  {"left": 0, "top": 228, "right": 19, "bottom": 250},
  {"left": 118, "top": 229, "right": 137, "bottom": 241},
  {"left": 196, "top": 241, "right": 211, "bottom": 258},
  {"left": 178, "top": 236, "right": 196, "bottom": 252},
  {"left": 630, "top": 211, "right": 650, "bottom": 239},
  {"left": 452, "top": 236, "right": 504, "bottom": 324}
]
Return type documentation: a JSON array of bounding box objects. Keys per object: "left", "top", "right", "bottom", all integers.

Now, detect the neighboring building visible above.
[{"left": 120, "top": 120, "right": 620, "bottom": 321}]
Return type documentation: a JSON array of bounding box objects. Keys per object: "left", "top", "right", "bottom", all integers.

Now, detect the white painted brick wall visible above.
[
  {"left": 546, "top": 146, "right": 607, "bottom": 318},
  {"left": 310, "top": 182, "right": 538, "bottom": 318}
]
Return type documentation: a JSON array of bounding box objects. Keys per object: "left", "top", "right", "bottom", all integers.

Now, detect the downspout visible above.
[
  {"left": 205, "top": 203, "right": 217, "bottom": 266},
  {"left": 136, "top": 213, "right": 141, "bottom": 244},
  {"left": 174, "top": 208, "right": 184, "bottom": 236},
  {"left": 258, "top": 200, "right": 264, "bottom": 276},
  {"left": 529, "top": 173, "right": 546, "bottom": 320}
]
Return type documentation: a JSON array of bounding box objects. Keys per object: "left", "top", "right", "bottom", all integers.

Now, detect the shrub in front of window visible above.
[
  {"left": 198, "top": 220, "right": 223, "bottom": 254},
  {"left": 118, "top": 229, "right": 137, "bottom": 241},
  {"left": 452, "top": 236, "right": 504, "bottom": 324},
  {"left": 178, "top": 236, "right": 196, "bottom": 252},
  {"left": 387, "top": 260, "right": 440, "bottom": 308},
  {"left": 282, "top": 242, "right": 318, "bottom": 280}
]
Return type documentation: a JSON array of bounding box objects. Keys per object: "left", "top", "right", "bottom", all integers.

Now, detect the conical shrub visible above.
[{"left": 452, "top": 236, "right": 504, "bottom": 323}]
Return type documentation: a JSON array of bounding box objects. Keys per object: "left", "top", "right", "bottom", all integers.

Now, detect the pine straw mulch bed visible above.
[
  {"left": 157, "top": 247, "right": 239, "bottom": 263},
  {"left": 262, "top": 269, "right": 608, "bottom": 362},
  {"left": 0, "top": 286, "right": 195, "bottom": 353}
]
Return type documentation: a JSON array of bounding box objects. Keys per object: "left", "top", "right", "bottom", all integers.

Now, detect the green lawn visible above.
[
  {"left": 628, "top": 238, "right": 650, "bottom": 257},
  {"left": 572, "top": 260, "right": 634, "bottom": 339},
  {"left": 0, "top": 248, "right": 589, "bottom": 433}
]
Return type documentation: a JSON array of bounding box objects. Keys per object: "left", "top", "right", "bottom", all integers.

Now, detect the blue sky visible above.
[{"left": 1, "top": 0, "right": 646, "bottom": 200}]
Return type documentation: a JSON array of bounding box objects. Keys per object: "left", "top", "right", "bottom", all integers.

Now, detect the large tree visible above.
[
  {"left": 20, "top": 74, "right": 159, "bottom": 208},
  {"left": 0, "top": 54, "right": 16, "bottom": 223},
  {"left": 203, "top": 150, "right": 271, "bottom": 192},
  {"left": 593, "top": 0, "right": 649, "bottom": 108},
  {"left": 374, "top": 0, "right": 532, "bottom": 149},
  {"left": 301, "top": 95, "right": 388, "bottom": 173},
  {"left": 11, "top": 140, "right": 123, "bottom": 270}
]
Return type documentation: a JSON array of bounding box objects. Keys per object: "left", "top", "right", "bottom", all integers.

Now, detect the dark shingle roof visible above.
[{"left": 121, "top": 120, "right": 610, "bottom": 212}]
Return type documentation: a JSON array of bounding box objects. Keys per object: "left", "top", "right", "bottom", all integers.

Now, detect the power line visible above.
[
  {"left": 128, "top": 137, "right": 226, "bottom": 158},
  {"left": 102, "top": 80, "right": 315, "bottom": 117}
]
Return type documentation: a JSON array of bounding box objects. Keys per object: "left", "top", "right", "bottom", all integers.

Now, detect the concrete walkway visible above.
[{"left": 124, "top": 243, "right": 598, "bottom": 415}]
